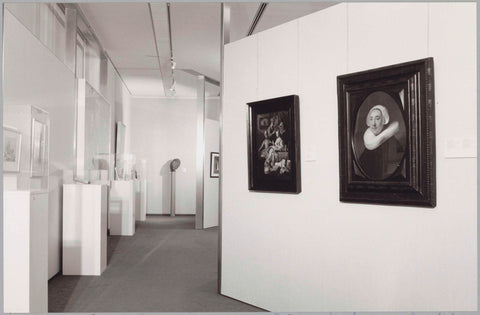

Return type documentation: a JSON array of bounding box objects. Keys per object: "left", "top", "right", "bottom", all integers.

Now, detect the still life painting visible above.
[{"left": 247, "top": 95, "right": 301, "bottom": 193}]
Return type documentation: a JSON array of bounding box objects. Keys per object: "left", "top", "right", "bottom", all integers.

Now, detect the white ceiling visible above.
[
  {"left": 254, "top": 2, "right": 337, "bottom": 34},
  {"left": 79, "top": 2, "right": 337, "bottom": 98}
]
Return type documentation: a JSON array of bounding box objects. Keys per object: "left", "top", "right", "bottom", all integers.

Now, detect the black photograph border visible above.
[{"left": 210, "top": 152, "right": 220, "bottom": 178}]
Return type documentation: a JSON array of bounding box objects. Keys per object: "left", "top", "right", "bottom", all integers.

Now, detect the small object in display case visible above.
[
  {"left": 337, "top": 58, "right": 436, "bottom": 207},
  {"left": 115, "top": 154, "right": 136, "bottom": 180},
  {"left": 3, "top": 126, "right": 22, "bottom": 172},
  {"left": 246, "top": 95, "right": 301, "bottom": 193}
]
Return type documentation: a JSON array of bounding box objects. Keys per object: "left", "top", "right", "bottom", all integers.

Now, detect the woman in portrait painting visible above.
[{"left": 358, "top": 104, "right": 404, "bottom": 180}]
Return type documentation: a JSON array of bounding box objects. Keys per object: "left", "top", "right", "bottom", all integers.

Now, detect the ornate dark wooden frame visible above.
[
  {"left": 247, "top": 95, "right": 301, "bottom": 194},
  {"left": 337, "top": 58, "right": 436, "bottom": 207}
]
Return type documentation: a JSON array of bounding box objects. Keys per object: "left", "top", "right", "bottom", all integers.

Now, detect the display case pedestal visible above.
[
  {"left": 62, "top": 184, "right": 108, "bottom": 276},
  {"left": 135, "top": 179, "right": 147, "bottom": 221},
  {"left": 109, "top": 180, "right": 136, "bottom": 236},
  {"left": 4, "top": 190, "right": 48, "bottom": 313}
]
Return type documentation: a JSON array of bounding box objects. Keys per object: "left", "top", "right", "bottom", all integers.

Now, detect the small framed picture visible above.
[
  {"left": 210, "top": 152, "right": 220, "bottom": 178},
  {"left": 247, "top": 95, "right": 301, "bottom": 193},
  {"left": 337, "top": 58, "right": 436, "bottom": 207},
  {"left": 31, "top": 118, "right": 47, "bottom": 177},
  {"left": 3, "top": 126, "right": 22, "bottom": 172}
]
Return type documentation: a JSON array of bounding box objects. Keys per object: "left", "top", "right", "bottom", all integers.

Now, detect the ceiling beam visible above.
[
  {"left": 148, "top": 3, "right": 175, "bottom": 96},
  {"left": 73, "top": 3, "right": 133, "bottom": 96},
  {"left": 177, "top": 69, "right": 220, "bottom": 87},
  {"left": 247, "top": 3, "right": 268, "bottom": 36}
]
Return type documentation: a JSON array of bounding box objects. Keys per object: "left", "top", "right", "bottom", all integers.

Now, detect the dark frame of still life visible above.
[{"left": 247, "top": 95, "right": 301, "bottom": 194}]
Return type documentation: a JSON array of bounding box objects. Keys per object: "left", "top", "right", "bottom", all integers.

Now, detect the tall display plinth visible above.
[
  {"left": 62, "top": 184, "right": 108, "bottom": 276},
  {"left": 110, "top": 180, "right": 136, "bottom": 236},
  {"left": 4, "top": 190, "right": 48, "bottom": 313},
  {"left": 135, "top": 179, "right": 147, "bottom": 221}
]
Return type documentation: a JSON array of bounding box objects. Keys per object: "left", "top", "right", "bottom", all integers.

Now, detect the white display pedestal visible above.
[
  {"left": 62, "top": 184, "right": 107, "bottom": 276},
  {"left": 135, "top": 179, "right": 147, "bottom": 221},
  {"left": 141, "top": 179, "right": 147, "bottom": 221},
  {"left": 109, "top": 180, "right": 136, "bottom": 236},
  {"left": 4, "top": 190, "right": 48, "bottom": 313}
]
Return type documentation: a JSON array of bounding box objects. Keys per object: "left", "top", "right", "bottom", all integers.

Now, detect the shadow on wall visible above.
[
  {"left": 50, "top": 169, "right": 62, "bottom": 278},
  {"left": 115, "top": 100, "right": 123, "bottom": 123},
  {"left": 160, "top": 160, "right": 172, "bottom": 214},
  {"left": 109, "top": 200, "right": 123, "bottom": 235}
]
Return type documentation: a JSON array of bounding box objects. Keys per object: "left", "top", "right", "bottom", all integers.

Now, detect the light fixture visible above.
[{"left": 169, "top": 80, "right": 176, "bottom": 95}]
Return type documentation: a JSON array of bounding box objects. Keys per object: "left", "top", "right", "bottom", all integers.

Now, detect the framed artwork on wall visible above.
[
  {"left": 3, "top": 126, "right": 22, "bottom": 172},
  {"left": 31, "top": 118, "right": 47, "bottom": 177},
  {"left": 247, "top": 95, "right": 301, "bottom": 193},
  {"left": 337, "top": 58, "right": 436, "bottom": 207},
  {"left": 210, "top": 152, "right": 220, "bottom": 178}
]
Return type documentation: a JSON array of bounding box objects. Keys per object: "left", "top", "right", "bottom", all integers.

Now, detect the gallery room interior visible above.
[{"left": 1, "top": 1, "right": 477, "bottom": 313}]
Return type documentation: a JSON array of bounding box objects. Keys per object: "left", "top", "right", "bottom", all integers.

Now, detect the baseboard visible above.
[{"left": 146, "top": 213, "right": 195, "bottom": 216}]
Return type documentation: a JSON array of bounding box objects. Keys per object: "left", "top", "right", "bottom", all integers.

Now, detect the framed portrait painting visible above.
[
  {"left": 210, "top": 152, "right": 219, "bottom": 178},
  {"left": 247, "top": 95, "right": 301, "bottom": 193},
  {"left": 337, "top": 58, "right": 436, "bottom": 207},
  {"left": 3, "top": 126, "right": 22, "bottom": 172},
  {"left": 31, "top": 118, "right": 47, "bottom": 177}
]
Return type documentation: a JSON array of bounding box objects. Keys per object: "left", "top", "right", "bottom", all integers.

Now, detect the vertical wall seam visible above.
[
  {"left": 256, "top": 35, "right": 259, "bottom": 100},
  {"left": 218, "top": 3, "right": 224, "bottom": 294},
  {"left": 428, "top": 3, "right": 431, "bottom": 54},
  {"left": 297, "top": 19, "right": 300, "bottom": 94},
  {"left": 0, "top": 5, "right": 4, "bottom": 310},
  {"left": 346, "top": 3, "right": 349, "bottom": 72},
  {"left": 477, "top": 1, "right": 480, "bottom": 311}
]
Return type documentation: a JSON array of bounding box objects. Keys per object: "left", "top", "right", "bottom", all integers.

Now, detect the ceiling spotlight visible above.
[
  {"left": 171, "top": 61, "right": 176, "bottom": 70},
  {"left": 169, "top": 81, "right": 176, "bottom": 95}
]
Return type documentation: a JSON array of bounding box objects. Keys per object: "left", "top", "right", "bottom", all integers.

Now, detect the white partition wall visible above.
[
  {"left": 129, "top": 97, "right": 197, "bottom": 214},
  {"left": 3, "top": 10, "right": 76, "bottom": 278},
  {"left": 3, "top": 7, "right": 131, "bottom": 279},
  {"left": 222, "top": 3, "right": 477, "bottom": 312},
  {"left": 204, "top": 118, "right": 220, "bottom": 228}
]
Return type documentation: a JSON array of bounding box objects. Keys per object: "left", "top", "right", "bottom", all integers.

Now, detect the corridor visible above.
[{"left": 49, "top": 216, "right": 262, "bottom": 312}]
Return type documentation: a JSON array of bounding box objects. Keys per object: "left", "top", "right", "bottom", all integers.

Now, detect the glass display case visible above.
[
  {"left": 115, "top": 153, "right": 137, "bottom": 180},
  {"left": 76, "top": 79, "right": 112, "bottom": 182},
  {"left": 3, "top": 105, "right": 49, "bottom": 191}
]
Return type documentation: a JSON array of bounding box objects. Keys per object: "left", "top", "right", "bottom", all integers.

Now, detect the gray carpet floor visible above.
[{"left": 49, "top": 215, "right": 263, "bottom": 312}]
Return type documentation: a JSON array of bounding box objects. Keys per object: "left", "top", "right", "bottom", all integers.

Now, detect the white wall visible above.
[
  {"left": 115, "top": 79, "right": 132, "bottom": 155},
  {"left": 3, "top": 8, "right": 130, "bottom": 278},
  {"left": 222, "top": 3, "right": 477, "bottom": 312},
  {"left": 129, "top": 96, "right": 220, "bottom": 221},
  {"left": 3, "top": 10, "right": 76, "bottom": 279},
  {"left": 204, "top": 118, "right": 219, "bottom": 228},
  {"left": 130, "top": 97, "right": 197, "bottom": 214}
]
